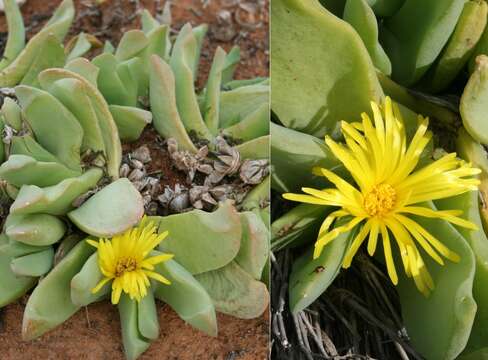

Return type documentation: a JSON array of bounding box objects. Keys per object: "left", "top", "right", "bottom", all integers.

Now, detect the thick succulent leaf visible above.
[
  {"left": 15, "top": 85, "right": 83, "bottom": 172},
  {"left": 109, "top": 105, "right": 152, "bottom": 142},
  {"left": 271, "top": 203, "right": 329, "bottom": 251},
  {"left": 456, "top": 129, "right": 488, "bottom": 232},
  {"left": 42, "top": 77, "right": 106, "bottom": 156},
  {"left": 115, "top": 30, "right": 149, "bottom": 62},
  {"left": 137, "top": 292, "right": 159, "bottom": 340},
  {"left": 203, "top": 47, "right": 226, "bottom": 134},
  {"left": 141, "top": 9, "right": 160, "bottom": 34},
  {"left": 364, "top": 0, "right": 404, "bottom": 17},
  {"left": 154, "top": 200, "right": 241, "bottom": 275},
  {"left": 38, "top": 68, "right": 122, "bottom": 179},
  {"left": 219, "top": 84, "right": 269, "bottom": 129},
  {"left": 20, "top": 34, "right": 65, "bottom": 87},
  {"left": 235, "top": 212, "right": 269, "bottom": 280},
  {"left": 460, "top": 55, "right": 488, "bottom": 145},
  {"left": 222, "top": 102, "right": 269, "bottom": 142},
  {"left": 236, "top": 135, "right": 269, "bottom": 160},
  {"left": 0, "top": 154, "right": 80, "bottom": 187},
  {"left": 138, "top": 24, "right": 171, "bottom": 95},
  {"left": 343, "top": 0, "right": 391, "bottom": 75},
  {"left": 10, "top": 168, "right": 103, "bottom": 216},
  {"left": 191, "top": 24, "right": 208, "bottom": 78},
  {"left": 118, "top": 294, "right": 151, "bottom": 360},
  {"left": 0, "top": 234, "right": 36, "bottom": 307},
  {"left": 5, "top": 213, "right": 66, "bottom": 246},
  {"left": 116, "top": 57, "right": 145, "bottom": 103},
  {"left": 459, "top": 348, "right": 488, "bottom": 360},
  {"left": 469, "top": 10, "right": 488, "bottom": 72},
  {"left": 64, "top": 57, "right": 99, "bottom": 87},
  {"left": 71, "top": 252, "right": 109, "bottom": 306},
  {"left": 272, "top": 0, "right": 382, "bottom": 137},
  {"left": 289, "top": 224, "right": 356, "bottom": 313},
  {"left": 92, "top": 53, "right": 135, "bottom": 107},
  {"left": 1, "top": 97, "right": 22, "bottom": 130},
  {"left": 103, "top": 40, "right": 115, "bottom": 54},
  {"left": 10, "top": 247, "right": 54, "bottom": 277},
  {"left": 437, "top": 191, "right": 488, "bottom": 353},
  {"left": 195, "top": 261, "right": 269, "bottom": 319},
  {"left": 382, "top": 0, "right": 466, "bottom": 86},
  {"left": 396, "top": 203, "right": 476, "bottom": 360},
  {"left": 240, "top": 176, "right": 270, "bottom": 213},
  {"left": 68, "top": 178, "right": 144, "bottom": 238},
  {"left": 224, "top": 77, "right": 268, "bottom": 91},
  {"left": 22, "top": 240, "right": 94, "bottom": 340},
  {"left": 9, "top": 135, "right": 59, "bottom": 163},
  {"left": 149, "top": 55, "right": 197, "bottom": 152},
  {"left": 65, "top": 33, "right": 94, "bottom": 62},
  {"left": 169, "top": 23, "right": 212, "bottom": 141},
  {"left": 153, "top": 256, "right": 218, "bottom": 336},
  {"left": 0, "top": 0, "right": 74, "bottom": 87},
  {"left": 221, "top": 46, "right": 240, "bottom": 85},
  {"left": 271, "top": 122, "right": 344, "bottom": 193},
  {"left": 0, "top": 0, "right": 25, "bottom": 71},
  {"left": 422, "top": 0, "right": 487, "bottom": 93}
]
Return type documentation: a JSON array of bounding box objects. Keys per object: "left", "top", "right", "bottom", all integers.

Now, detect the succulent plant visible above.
[
  {"left": 0, "top": 1, "right": 269, "bottom": 359},
  {"left": 271, "top": 1, "right": 488, "bottom": 359}
]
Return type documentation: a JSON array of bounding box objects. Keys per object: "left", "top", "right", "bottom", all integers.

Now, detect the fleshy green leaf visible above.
[
  {"left": 109, "top": 105, "right": 152, "bottom": 142},
  {"left": 153, "top": 257, "right": 218, "bottom": 336},
  {"left": 22, "top": 240, "right": 94, "bottom": 340},
  {"left": 195, "top": 261, "right": 269, "bottom": 319},
  {"left": 153, "top": 200, "right": 241, "bottom": 275},
  {"left": 5, "top": 213, "right": 66, "bottom": 246},
  {"left": 118, "top": 294, "right": 151, "bottom": 360},
  {"left": 70, "top": 252, "right": 109, "bottom": 306},
  {"left": 272, "top": 0, "right": 382, "bottom": 137},
  {"left": 68, "top": 178, "right": 144, "bottom": 238},
  {"left": 396, "top": 203, "right": 476, "bottom": 360},
  {"left": 10, "top": 168, "right": 103, "bottom": 216},
  {"left": 10, "top": 247, "right": 54, "bottom": 277}
]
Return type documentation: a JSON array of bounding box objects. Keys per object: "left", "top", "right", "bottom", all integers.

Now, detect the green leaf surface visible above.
[
  {"left": 382, "top": 0, "right": 466, "bottom": 85},
  {"left": 235, "top": 135, "right": 269, "bottom": 160},
  {"left": 22, "top": 240, "right": 94, "bottom": 340},
  {"left": 422, "top": 0, "right": 488, "bottom": 93},
  {"left": 10, "top": 168, "right": 103, "bottom": 216},
  {"left": 343, "top": 0, "right": 391, "bottom": 75},
  {"left": 5, "top": 213, "right": 66, "bottom": 246},
  {"left": 396, "top": 203, "right": 476, "bottom": 360},
  {"left": 272, "top": 0, "right": 382, "bottom": 137},
  {"left": 0, "top": 0, "right": 25, "bottom": 71},
  {"left": 222, "top": 102, "right": 269, "bottom": 142},
  {"left": 153, "top": 200, "right": 241, "bottom": 275},
  {"left": 70, "top": 252, "right": 109, "bottom": 307},
  {"left": 68, "top": 178, "right": 144, "bottom": 238},
  {"left": 109, "top": 105, "right": 152, "bottom": 142},
  {"left": 10, "top": 247, "right": 54, "bottom": 277},
  {"left": 195, "top": 261, "right": 269, "bottom": 319},
  {"left": 170, "top": 24, "right": 212, "bottom": 141},
  {"left": 38, "top": 68, "right": 122, "bottom": 179},
  {"left": 15, "top": 85, "right": 83, "bottom": 172},
  {"left": 289, "top": 224, "right": 355, "bottom": 313},
  {"left": 118, "top": 294, "right": 151, "bottom": 360},
  {"left": 235, "top": 212, "right": 269, "bottom": 280},
  {"left": 271, "top": 122, "right": 344, "bottom": 193},
  {"left": 153, "top": 257, "right": 218, "bottom": 336},
  {"left": 460, "top": 54, "right": 488, "bottom": 145},
  {"left": 0, "top": 234, "right": 36, "bottom": 307},
  {"left": 149, "top": 55, "right": 197, "bottom": 152}
]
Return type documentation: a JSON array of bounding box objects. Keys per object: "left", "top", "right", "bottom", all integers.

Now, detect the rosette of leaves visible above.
[
  {"left": 0, "top": 3, "right": 269, "bottom": 359},
  {"left": 84, "top": 9, "right": 269, "bottom": 158},
  {"left": 271, "top": 1, "right": 488, "bottom": 359},
  {"left": 0, "top": 0, "right": 102, "bottom": 88}
]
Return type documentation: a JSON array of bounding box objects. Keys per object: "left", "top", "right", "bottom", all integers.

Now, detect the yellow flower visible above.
[
  {"left": 283, "top": 97, "right": 480, "bottom": 296},
  {"left": 87, "top": 216, "right": 173, "bottom": 304}
]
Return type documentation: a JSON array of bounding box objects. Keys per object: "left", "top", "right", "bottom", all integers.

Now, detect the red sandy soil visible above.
[{"left": 0, "top": 1, "right": 269, "bottom": 359}]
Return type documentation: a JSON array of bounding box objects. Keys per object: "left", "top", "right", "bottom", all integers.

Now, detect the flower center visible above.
[
  {"left": 115, "top": 258, "right": 137, "bottom": 277},
  {"left": 364, "top": 183, "right": 396, "bottom": 216}
]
